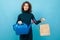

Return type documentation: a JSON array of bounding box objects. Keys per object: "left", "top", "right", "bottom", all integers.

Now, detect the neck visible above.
[{"left": 22, "top": 11, "right": 30, "bottom": 13}]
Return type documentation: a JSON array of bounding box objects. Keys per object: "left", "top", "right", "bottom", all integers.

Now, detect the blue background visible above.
[{"left": 0, "top": 0, "right": 60, "bottom": 40}]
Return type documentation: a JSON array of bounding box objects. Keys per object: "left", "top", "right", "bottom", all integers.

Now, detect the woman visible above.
[{"left": 17, "top": 1, "right": 45, "bottom": 40}]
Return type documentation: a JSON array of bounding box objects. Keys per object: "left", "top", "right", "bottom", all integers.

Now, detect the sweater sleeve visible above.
[
  {"left": 16, "top": 14, "right": 22, "bottom": 23},
  {"left": 31, "top": 14, "right": 41, "bottom": 25}
]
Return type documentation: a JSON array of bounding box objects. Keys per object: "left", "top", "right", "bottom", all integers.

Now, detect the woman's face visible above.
[{"left": 23, "top": 3, "right": 29, "bottom": 11}]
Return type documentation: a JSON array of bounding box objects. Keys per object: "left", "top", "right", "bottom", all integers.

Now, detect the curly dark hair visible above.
[{"left": 21, "top": 1, "right": 32, "bottom": 13}]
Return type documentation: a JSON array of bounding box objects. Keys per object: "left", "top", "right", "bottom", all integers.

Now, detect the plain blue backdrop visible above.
[{"left": 0, "top": 0, "right": 60, "bottom": 40}]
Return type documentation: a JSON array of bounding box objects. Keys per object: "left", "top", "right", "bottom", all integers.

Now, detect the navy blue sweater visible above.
[{"left": 17, "top": 12, "right": 41, "bottom": 26}]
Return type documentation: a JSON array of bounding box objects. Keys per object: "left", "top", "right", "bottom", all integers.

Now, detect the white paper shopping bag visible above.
[{"left": 40, "top": 24, "right": 50, "bottom": 36}]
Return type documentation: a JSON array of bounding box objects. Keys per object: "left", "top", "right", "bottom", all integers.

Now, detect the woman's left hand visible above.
[{"left": 40, "top": 18, "right": 46, "bottom": 22}]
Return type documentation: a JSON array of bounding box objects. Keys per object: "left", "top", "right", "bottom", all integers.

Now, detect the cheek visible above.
[{"left": 24, "top": 6, "right": 29, "bottom": 10}]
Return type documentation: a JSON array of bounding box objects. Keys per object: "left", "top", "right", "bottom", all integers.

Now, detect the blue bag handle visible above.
[{"left": 13, "top": 23, "right": 32, "bottom": 32}]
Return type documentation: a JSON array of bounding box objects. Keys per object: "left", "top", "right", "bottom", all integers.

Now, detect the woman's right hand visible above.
[{"left": 18, "top": 21, "right": 22, "bottom": 25}]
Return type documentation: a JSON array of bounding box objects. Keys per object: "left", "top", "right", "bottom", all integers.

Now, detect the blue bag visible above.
[{"left": 13, "top": 23, "right": 30, "bottom": 35}]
